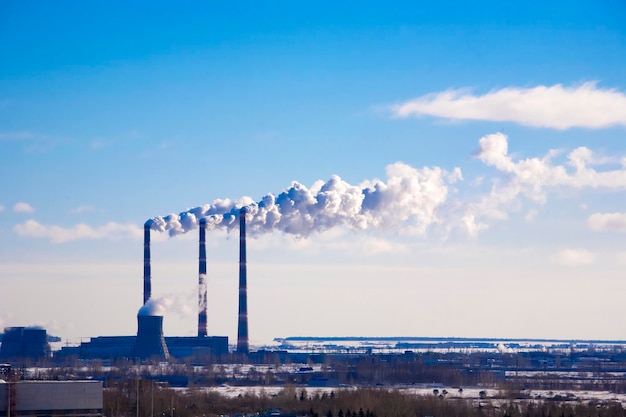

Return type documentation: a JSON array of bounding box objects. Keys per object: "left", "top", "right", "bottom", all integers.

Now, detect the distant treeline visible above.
[
  {"left": 277, "top": 336, "right": 626, "bottom": 345},
  {"left": 105, "top": 384, "right": 626, "bottom": 417}
]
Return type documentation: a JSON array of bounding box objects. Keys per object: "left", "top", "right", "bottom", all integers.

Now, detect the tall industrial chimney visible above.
[
  {"left": 236, "top": 207, "right": 249, "bottom": 354},
  {"left": 143, "top": 220, "right": 152, "bottom": 305},
  {"left": 136, "top": 222, "right": 169, "bottom": 361},
  {"left": 198, "top": 218, "right": 208, "bottom": 337}
]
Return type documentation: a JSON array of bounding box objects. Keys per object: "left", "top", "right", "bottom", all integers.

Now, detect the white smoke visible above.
[
  {"left": 461, "top": 132, "right": 626, "bottom": 236},
  {"left": 138, "top": 294, "right": 195, "bottom": 318},
  {"left": 137, "top": 297, "right": 172, "bottom": 317},
  {"left": 198, "top": 273, "right": 207, "bottom": 310},
  {"left": 149, "top": 162, "right": 463, "bottom": 238}
]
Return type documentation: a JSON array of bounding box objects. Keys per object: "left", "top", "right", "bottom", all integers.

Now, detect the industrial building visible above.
[
  {"left": 0, "top": 327, "right": 50, "bottom": 360},
  {"left": 54, "top": 213, "right": 249, "bottom": 362},
  {"left": 2, "top": 210, "right": 252, "bottom": 363},
  {"left": 0, "top": 381, "right": 102, "bottom": 417},
  {"left": 0, "top": 365, "right": 102, "bottom": 417},
  {"left": 58, "top": 334, "right": 228, "bottom": 361}
]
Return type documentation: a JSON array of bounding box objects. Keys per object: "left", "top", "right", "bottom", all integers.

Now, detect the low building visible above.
[
  {"left": 57, "top": 335, "right": 229, "bottom": 361},
  {"left": 0, "top": 380, "right": 102, "bottom": 417},
  {"left": 0, "top": 327, "right": 50, "bottom": 360}
]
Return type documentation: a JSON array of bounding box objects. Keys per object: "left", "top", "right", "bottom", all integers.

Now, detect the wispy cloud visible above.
[
  {"left": 0, "top": 131, "right": 39, "bottom": 141},
  {"left": 0, "top": 131, "right": 63, "bottom": 153},
  {"left": 13, "top": 202, "right": 34, "bottom": 213},
  {"left": 524, "top": 209, "right": 538, "bottom": 223},
  {"left": 588, "top": 212, "right": 626, "bottom": 232},
  {"left": 616, "top": 252, "right": 626, "bottom": 266},
  {"left": 391, "top": 82, "right": 626, "bottom": 129},
  {"left": 462, "top": 132, "right": 626, "bottom": 235},
  {"left": 69, "top": 205, "right": 96, "bottom": 214},
  {"left": 89, "top": 139, "right": 113, "bottom": 150},
  {"left": 13, "top": 220, "right": 143, "bottom": 243},
  {"left": 0, "top": 205, "right": 4, "bottom": 213},
  {"left": 322, "top": 234, "right": 409, "bottom": 255},
  {"left": 552, "top": 248, "right": 595, "bottom": 266}
]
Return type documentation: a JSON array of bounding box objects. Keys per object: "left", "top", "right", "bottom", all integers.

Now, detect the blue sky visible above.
[{"left": 1, "top": 1, "right": 626, "bottom": 345}]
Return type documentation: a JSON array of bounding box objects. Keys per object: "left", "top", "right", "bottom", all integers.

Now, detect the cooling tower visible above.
[
  {"left": 236, "top": 207, "right": 249, "bottom": 353},
  {"left": 132, "top": 312, "right": 170, "bottom": 361},
  {"left": 22, "top": 327, "right": 50, "bottom": 358},
  {"left": 198, "top": 218, "right": 208, "bottom": 337},
  {"left": 143, "top": 221, "right": 152, "bottom": 305}
]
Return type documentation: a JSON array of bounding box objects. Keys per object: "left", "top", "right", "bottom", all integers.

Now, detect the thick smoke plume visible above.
[{"left": 148, "top": 162, "right": 462, "bottom": 238}]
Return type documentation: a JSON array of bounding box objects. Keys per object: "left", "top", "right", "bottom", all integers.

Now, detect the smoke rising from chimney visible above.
[
  {"left": 137, "top": 297, "right": 171, "bottom": 317},
  {"left": 137, "top": 294, "right": 194, "bottom": 318},
  {"left": 198, "top": 274, "right": 207, "bottom": 311},
  {"left": 148, "top": 162, "right": 462, "bottom": 237},
  {"left": 143, "top": 220, "right": 152, "bottom": 305},
  {"left": 237, "top": 207, "right": 249, "bottom": 353},
  {"left": 198, "top": 217, "right": 208, "bottom": 337}
]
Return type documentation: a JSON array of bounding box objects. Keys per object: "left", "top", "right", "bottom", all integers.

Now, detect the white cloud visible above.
[
  {"left": 0, "top": 204, "right": 4, "bottom": 213},
  {"left": 461, "top": 214, "right": 488, "bottom": 238},
  {"left": 552, "top": 248, "right": 595, "bottom": 266},
  {"left": 588, "top": 212, "right": 626, "bottom": 232},
  {"left": 392, "top": 82, "right": 626, "bottom": 129},
  {"left": 461, "top": 133, "right": 626, "bottom": 235},
  {"left": 13, "top": 202, "right": 35, "bottom": 213},
  {"left": 13, "top": 220, "right": 143, "bottom": 243}
]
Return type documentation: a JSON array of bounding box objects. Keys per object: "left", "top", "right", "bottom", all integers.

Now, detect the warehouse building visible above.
[{"left": 0, "top": 375, "right": 102, "bottom": 417}]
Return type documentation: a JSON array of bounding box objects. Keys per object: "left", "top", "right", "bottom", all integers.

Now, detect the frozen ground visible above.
[{"left": 202, "top": 384, "right": 626, "bottom": 406}]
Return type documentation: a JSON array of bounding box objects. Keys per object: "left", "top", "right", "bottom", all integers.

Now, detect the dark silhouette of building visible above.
[{"left": 0, "top": 327, "right": 50, "bottom": 360}]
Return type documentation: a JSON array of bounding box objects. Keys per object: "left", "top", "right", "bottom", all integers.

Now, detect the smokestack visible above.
[
  {"left": 136, "top": 221, "right": 169, "bottom": 361},
  {"left": 143, "top": 221, "right": 152, "bottom": 305},
  {"left": 198, "top": 218, "right": 208, "bottom": 337},
  {"left": 236, "top": 207, "right": 249, "bottom": 354}
]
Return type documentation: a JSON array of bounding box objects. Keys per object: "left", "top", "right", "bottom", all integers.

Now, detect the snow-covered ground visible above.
[{"left": 204, "top": 384, "right": 626, "bottom": 406}]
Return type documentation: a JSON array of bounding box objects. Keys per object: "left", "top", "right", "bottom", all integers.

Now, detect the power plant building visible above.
[
  {"left": 0, "top": 327, "right": 50, "bottom": 360},
  {"left": 60, "top": 335, "right": 228, "bottom": 361},
  {"left": 57, "top": 218, "right": 230, "bottom": 361},
  {"left": 21, "top": 212, "right": 246, "bottom": 362}
]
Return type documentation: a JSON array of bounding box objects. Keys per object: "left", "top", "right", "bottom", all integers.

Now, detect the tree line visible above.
[{"left": 104, "top": 382, "right": 626, "bottom": 417}]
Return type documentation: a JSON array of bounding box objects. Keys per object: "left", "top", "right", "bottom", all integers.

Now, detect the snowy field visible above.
[{"left": 204, "top": 384, "right": 626, "bottom": 406}]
